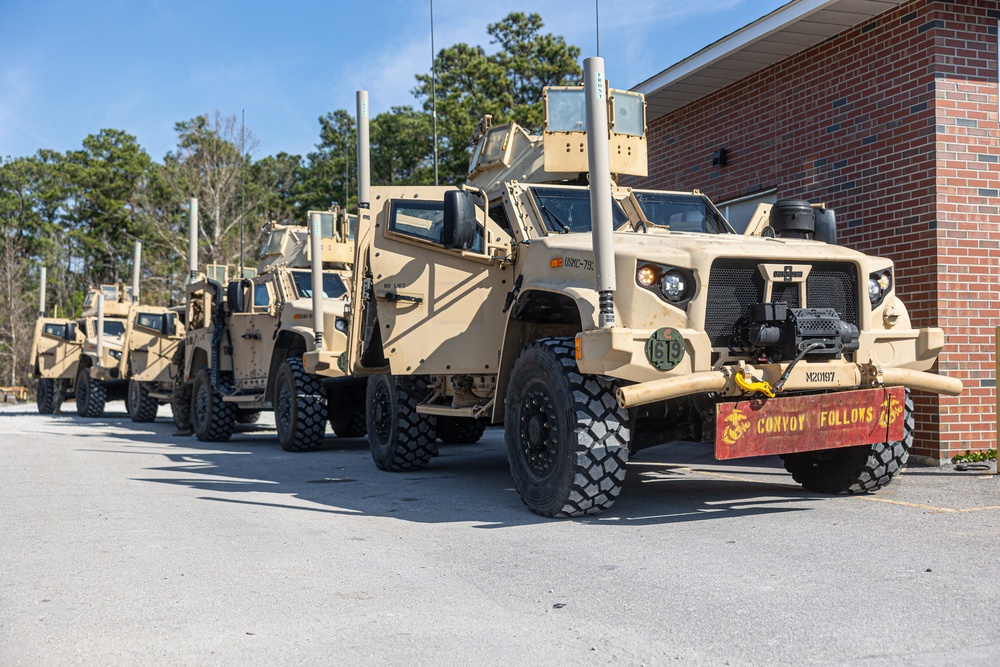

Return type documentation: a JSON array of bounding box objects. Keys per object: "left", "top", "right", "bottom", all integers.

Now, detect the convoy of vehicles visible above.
[
  {"left": 27, "top": 62, "right": 964, "bottom": 518},
  {"left": 30, "top": 284, "right": 133, "bottom": 417},
  {"left": 332, "top": 63, "right": 961, "bottom": 516}
]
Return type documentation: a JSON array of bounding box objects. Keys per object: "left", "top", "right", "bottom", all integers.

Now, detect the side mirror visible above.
[
  {"left": 226, "top": 280, "right": 245, "bottom": 313},
  {"left": 814, "top": 208, "right": 837, "bottom": 245},
  {"left": 442, "top": 190, "right": 479, "bottom": 250},
  {"left": 64, "top": 322, "right": 77, "bottom": 341},
  {"left": 163, "top": 313, "right": 177, "bottom": 337}
]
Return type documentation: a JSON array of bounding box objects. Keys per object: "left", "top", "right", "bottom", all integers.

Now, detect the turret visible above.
[{"left": 466, "top": 81, "right": 648, "bottom": 202}]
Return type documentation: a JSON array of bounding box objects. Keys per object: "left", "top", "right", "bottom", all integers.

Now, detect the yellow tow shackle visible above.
[{"left": 735, "top": 370, "right": 776, "bottom": 398}]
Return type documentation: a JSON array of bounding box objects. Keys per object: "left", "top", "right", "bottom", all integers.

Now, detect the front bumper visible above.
[
  {"left": 302, "top": 349, "right": 347, "bottom": 378},
  {"left": 573, "top": 326, "right": 963, "bottom": 409}
]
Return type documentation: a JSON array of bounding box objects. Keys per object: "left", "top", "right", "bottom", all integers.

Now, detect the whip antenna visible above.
[
  {"left": 240, "top": 109, "right": 246, "bottom": 275},
  {"left": 430, "top": 0, "right": 439, "bottom": 186}
]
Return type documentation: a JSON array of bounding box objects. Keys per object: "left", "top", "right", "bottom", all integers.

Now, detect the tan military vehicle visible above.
[
  {"left": 117, "top": 305, "right": 186, "bottom": 423},
  {"left": 179, "top": 205, "right": 366, "bottom": 448},
  {"left": 29, "top": 284, "right": 133, "bottom": 417},
  {"left": 117, "top": 263, "right": 243, "bottom": 429},
  {"left": 340, "top": 63, "right": 962, "bottom": 518},
  {"left": 30, "top": 316, "right": 81, "bottom": 414}
]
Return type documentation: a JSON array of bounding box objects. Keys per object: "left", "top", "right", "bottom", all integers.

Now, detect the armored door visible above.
[
  {"left": 34, "top": 318, "right": 82, "bottom": 378},
  {"left": 227, "top": 276, "right": 275, "bottom": 392},
  {"left": 364, "top": 187, "right": 511, "bottom": 376}
]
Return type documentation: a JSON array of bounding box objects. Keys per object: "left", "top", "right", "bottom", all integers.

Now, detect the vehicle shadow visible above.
[{"left": 37, "top": 407, "right": 827, "bottom": 528}]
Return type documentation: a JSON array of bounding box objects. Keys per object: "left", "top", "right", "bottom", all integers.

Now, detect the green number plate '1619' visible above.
[{"left": 645, "top": 327, "right": 685, "bottom": 371}]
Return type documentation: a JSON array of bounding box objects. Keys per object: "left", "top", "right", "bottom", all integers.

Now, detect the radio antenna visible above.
[
  {"left": 240, "top": 109, "right": 246, "bottom": 275},
  {"left": 431, "top": 0, "right": 439, "bottom": 186},
  {"left": 596, "top": 0, "right": 601, "bottom": 57}
]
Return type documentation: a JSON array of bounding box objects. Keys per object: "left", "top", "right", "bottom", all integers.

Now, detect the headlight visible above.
[
  {"left": 334, "top": 318, "right": 349, "bottom": 333},
  {"left": 868, "top": 269, "right": 892, "bottom": 308},
  {"left": 660, "top": 271, "right": 688, "bottom": 303},
  {"left": 867, "top": 278, "right": 881, "bottom": 302},
  {"left": 109, "top": 349, "right": 122, "bottom": 360},
  {"left": 636, "top": 261, "right": 695, "bottom": 307}
]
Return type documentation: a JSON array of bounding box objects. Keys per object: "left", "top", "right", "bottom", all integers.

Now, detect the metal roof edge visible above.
[{"left": 632, "top": 0, "right": 839, "bottom": 96}]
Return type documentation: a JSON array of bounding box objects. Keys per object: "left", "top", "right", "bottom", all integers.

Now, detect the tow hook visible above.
[{"left": 735, "top": 363, "right": 775, "bottom": 398}]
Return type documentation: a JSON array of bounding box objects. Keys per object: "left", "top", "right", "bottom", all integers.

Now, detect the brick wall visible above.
[{"left": 635, "top": 0, "right": 999, "bottom": 459}]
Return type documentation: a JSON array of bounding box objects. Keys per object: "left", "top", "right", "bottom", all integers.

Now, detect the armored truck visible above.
[
  {"left": 339, "top": 65, "right": 962, "bottom": 517},
  {"left": 118, "top": 304, "right": 186, "bottom": 423},
  {"left": 29, "top": 284, "right": 132, "bottom": 417},
  {"left": 30, "top": 315, "right": 81, "bottom": 414},
  {"left": 179, "top": 206, "right": 367, "bottom": 448}
]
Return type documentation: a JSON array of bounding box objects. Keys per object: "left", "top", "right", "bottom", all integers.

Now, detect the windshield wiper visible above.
[{"left": 539, "top": 204, "right": 572, "bottom": 234}]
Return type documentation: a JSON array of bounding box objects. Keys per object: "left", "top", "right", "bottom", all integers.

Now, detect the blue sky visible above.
[{"left": 0, "top": 0, "right": 788, "bottom": 163}]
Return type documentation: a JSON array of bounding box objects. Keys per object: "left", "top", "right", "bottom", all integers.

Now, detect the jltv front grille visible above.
[{"left": 705, "top": 259, "right": 859, "bottom": 347}]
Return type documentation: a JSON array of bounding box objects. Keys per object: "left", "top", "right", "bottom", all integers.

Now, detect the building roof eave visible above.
[{"left": 633, "top": 0, "right": 909, "bottom": 120}]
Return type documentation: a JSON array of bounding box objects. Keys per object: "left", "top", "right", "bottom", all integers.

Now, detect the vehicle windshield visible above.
[
  {"left": 530, "top": 187, "right": 630, "bottom": 234},
  {"left": 291, "top": 271, "right": 348, "bottom": 299},
  {"left": 633, "top": 192, "right": 734, "bottom": 234},
  {"left": 103, "top": 320, "right": 126, "bottom": 337}
]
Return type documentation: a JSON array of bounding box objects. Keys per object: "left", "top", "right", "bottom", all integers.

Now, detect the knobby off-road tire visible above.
[
  {"left": 37, "top": 379, "right": 56, "bottom": 415},
  {"left": 505, "top": 337, "right": 630, "bottom": 518},
  {"left": 75, "top": 367, "right": 107, "bottom": 418},
  {"left": 52, "top": 380, "right": 67, "bottom": 413},
  {"left": 273, "top": 357, "right": 327, "bottom": 452},
  {"left": 330, "top": 407, "right": 367, "bottom": 438},
  {"left": 191, "top": 367, "right": 235, "bottom": 442},
  {"left": 366, "top": 374, "right": 437, "bottom": 471},
  {"left": 236, "top": 409, "right": 261, "bottom": 424},
  {"left": 171, "top": 383, "right": 193, "bottom": 432},
  {"left": 436, "top": 417, "right": 488, "bottom": 444},
  {"left": 128, "top": 379, "right": 160, "bottom": 423},
  {"left": 781, "top": 390, "right": 914, "bottom": 494}
]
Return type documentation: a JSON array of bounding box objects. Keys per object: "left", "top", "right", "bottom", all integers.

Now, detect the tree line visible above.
[{"left": 0, "top": 13, "right": 581, "bottom": 389}]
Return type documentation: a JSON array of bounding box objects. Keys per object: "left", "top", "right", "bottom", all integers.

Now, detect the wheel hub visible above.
[
  {"left": 519, "top": 389, "right": 558, "bottom": 474},
  {"left": 276, "top": 383, "right": 293, "bottom": 433},
  {"left": 527, "top": 414, "right": 546, "bottom": 447},
  {"left": 372, "top": 385, "right": 391, "bottom": 441},
  {"left": 194, "top": 385, "right": 209, "bottom": 426}
]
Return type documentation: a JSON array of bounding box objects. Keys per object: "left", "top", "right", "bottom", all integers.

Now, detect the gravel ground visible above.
[{"left": 1, "top": 401, "right": 998, "bottom": 666}]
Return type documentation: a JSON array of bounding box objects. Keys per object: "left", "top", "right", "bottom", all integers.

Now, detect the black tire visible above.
[
  {"left": 171, "top": 383, "right": 193, "bottom": 432},
  {"left": 37, "top": 379, "right": 55, "bottom": 415},
  {"left": 52, "top": 381, "right": 66, "bottom": 413},
  {"left": 781, "top": 390, "right": 914, "bottom": 494},
  {"left": 75, "top": 367, "right": 107, "bottom": 418},
  {"left": 436, "top": 417, "right": 487, "bottom": 444},
  {"left": 330, "top": 407, "right": 367, "bottom": 438},
  {"left": 191, "top": 367, "right": 235, "bottom": 442},
  {"left": 505, "top": 337, "right": 630, "bottom": 518},
  {"left": 366, "top": 374, "right": 437, "bottom": 471},
  {"left": 236, "top": 409, "right": 261, "bottom": 424},
  {"left": 273, "top": 356, "right": 327, "bottom": 452},
  {"left": 128, "top": 379, "right": 159, "bottom": 423}
]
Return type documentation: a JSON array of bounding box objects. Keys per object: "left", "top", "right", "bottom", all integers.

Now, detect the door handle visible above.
[
  {"left": 381, "top": 292, "right": 423, "bottom": 304},
  {"left": 241, "top": 332, "right": 262, "bottom": 340}
]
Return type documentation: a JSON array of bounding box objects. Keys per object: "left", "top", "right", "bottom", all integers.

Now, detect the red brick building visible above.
[{"left": 631, "top": 0, "right": 999, "bottom": 461}]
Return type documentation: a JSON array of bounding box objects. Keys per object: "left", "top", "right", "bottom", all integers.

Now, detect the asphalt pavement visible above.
[{"left": 1, "top": 402, "right": 998, "bottom": 666}]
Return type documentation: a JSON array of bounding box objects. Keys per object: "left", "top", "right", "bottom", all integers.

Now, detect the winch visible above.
[{"left": 732, "top": 302, "right": 860, "bottom": 362}]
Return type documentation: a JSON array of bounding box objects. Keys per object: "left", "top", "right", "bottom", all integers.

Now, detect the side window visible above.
[
  {"left": 389, "top": 200, "right": 446, "bottom": 244},
  {"left": 489, "top": 204, "right": 513, "bottom": 236},
  {"left": 44, "top": 323, "right": 67, "bottom": 338},
  {"left": 253, "top": 283, "right": 270, "bottom": 308},
  {"left": 388, "top": 198, "right": 486, "bottom": 253},
  {"left": 137, "top": 313, "right": 164, "bottom": 331}
]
